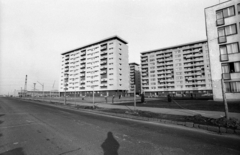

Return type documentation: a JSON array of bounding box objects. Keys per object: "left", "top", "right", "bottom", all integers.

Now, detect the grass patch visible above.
[{"left": 116, "top": 99, "right": 240, "bottom": 113}]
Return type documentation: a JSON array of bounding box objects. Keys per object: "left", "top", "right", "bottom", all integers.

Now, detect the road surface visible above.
[{"left": 0, "top": 97, "right": 239, "bottom": 155}]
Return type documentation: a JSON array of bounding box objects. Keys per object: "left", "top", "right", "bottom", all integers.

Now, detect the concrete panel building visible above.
[
  {"left": 129, "top": 62, "right": 141, "bottom": 95},
  {"left": 205, "top": 0, "right": 240, "bottom": 101},
  {"left": 59, "top": 36, "right": 130, "bottom": 97},
  {"left": 140, "top": 40, "right": 212, "bottom": 97}
]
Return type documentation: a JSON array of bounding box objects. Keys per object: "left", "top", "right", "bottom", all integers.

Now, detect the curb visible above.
[{"left": 19, "top": 98, "right": 240, "bottom": 136}]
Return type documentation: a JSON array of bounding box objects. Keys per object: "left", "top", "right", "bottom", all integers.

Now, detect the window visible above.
[
  {"left": 176, "top": 72, "right": 182, "bottom": 75},
  {"left": 176, "top": 76, "right": 183, "bottom": 80},
  {"left": 225, "top": 82, "right": 240, "bottom": 92},
  {"left": 150, "top": 59, "right": 155, "bottom": 62},
  {"left": 216, "top": 6, "right": 235, "bottom": 19},
  {"left": 175, "top": 63, "right": 181, "bottom": 66},
  {"left": 222, "top": 62, "right": 240, "bottom": 73},
  {"left": 218, "top": 24, "right": 237, "bottom": 37},
  {"left": 238, "top": 3, "right": 240, "bottom": 14},
  {"left": 175, "top": 54, "right": 181, "bottom": 58},
  {"left": 220, "top": 43, "right": 239, "bottom": 55}
]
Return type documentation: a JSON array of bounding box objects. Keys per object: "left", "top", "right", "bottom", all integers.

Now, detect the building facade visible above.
[
  {"left": 140, "top": 40, "right": 212, "bottom": 97},
  {"left": 59, "top": 36, "right": 130, "bottom": 97},
  {"left": 205, "top": 0, "right": 240, "bottom": 101},
  {"left": 129, "top": 63, "right": 141, "bottom": 95}
]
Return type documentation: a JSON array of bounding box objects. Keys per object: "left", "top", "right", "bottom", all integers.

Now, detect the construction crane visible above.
[{"left": 37, "top": 81, "right": 44, "bottom": 97}]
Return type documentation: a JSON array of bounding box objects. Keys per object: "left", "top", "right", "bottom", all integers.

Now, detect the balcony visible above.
[
  {"left": 100, "top": 56, "right": 108, "bottom": 60},
  {"left": 101, "top": 78, "right": 107, "bottom": 82},
  {"left": 100, "top": 45, "right": 107, "bottom": 51},
  {"left": 216, "top": 18, "right": 224, "bottom": 26},
  {"left": 80, "top": 65, "right": 85, "bottom": 69},
  {"left": 218, "top": 36, "right": 227, "bottom": 44},
  {"left": 100, "top": 50, "right": 107, "bottom": 55},
  {"left": 100, "top": 61, "right": 107, "bottom": 65},
  {"left": 220, "top": 54, "right": 228, "bottom": 62},
  {"left": 101, "top": 80, "right": 107, "bottom": 84},
  {"left": 100, "top": 66, "right": 107, "bottom": 70},
  {"left": 100, "top": 71, "right": 107, "bottom": 75},
  {"left": 80, "top": 57, "right": 86, "bottom": 60},
  {"left": 80, "top": 87, "right": 85, "bottom": 90},
  {"left": 80, "top": 82, "right": 85, "bottom": 85},
  {"left": 222, "top": 73, "right": 230, "bottom": 80},
  {"left": 100, "top": 84, "right": 108, "bottom": 89}
]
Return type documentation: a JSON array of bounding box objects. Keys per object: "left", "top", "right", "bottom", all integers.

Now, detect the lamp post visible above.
[
  {"left": 221, "top": 78, "right": 229, "bottom": 119},
  {"left": 134, "top": 85, "right": 136, "bottom": 111},
  {"left": 92, "top": 86, "right": 95, "bottom": 109}
]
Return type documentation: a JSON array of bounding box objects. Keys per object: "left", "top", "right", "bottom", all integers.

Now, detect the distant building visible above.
[
  {"left": 18, "top": 90, "right": 59, "bottom": 97},
  {"left": 59, "top": 36, "right": 130, "bottom": 97},
  {"left": 205, "top": 0, "right": 240, "bottom": 101},
  {"left": 129, "top": 62, "right": 141, "bottom": 95},
  {"left": 140, "top": 40, "right": 212, "bottom": 96}
]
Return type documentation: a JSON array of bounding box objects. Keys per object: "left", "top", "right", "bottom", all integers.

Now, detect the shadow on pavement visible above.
[
  {"left": 0, "top": 147, "right": 25, "bottom": 155},
  {"left": 101, "top": 132, "right": 120, "bottom": 155}
]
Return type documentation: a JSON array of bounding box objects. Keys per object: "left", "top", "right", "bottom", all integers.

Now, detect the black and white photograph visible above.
[{"left": 0, "top": 0, "right": 240, "bottom": 154}]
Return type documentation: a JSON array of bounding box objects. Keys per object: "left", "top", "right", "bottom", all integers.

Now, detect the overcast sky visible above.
[{"left": 0, "top": 0, "right": 220, "bottom": 95}]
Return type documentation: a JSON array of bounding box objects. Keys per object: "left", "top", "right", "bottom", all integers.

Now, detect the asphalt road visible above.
[{"left": 0, "top": 98, "right": 239, "bottom": 155}]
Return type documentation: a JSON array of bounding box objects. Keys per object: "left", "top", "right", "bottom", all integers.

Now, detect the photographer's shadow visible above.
[{"left": 101, "top": 132, "right": 120, "bottom": 155}]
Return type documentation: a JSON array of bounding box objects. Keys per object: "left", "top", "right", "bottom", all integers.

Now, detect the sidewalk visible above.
[{"left": 52, "top": 99, "right": 240, "bottom": 120}]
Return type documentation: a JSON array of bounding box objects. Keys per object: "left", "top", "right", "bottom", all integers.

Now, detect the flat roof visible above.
[
  {"left": 141, "top": 39, "right": 207, "bottom": 54},
  {"left": 205, "top": 0, "right": 231, "bottom": 9},
  {"left": 61, "top": 35, "right": 128, "bottom": 55},
  {"left": 129, "top": 62, "right": 139, "bottom": 66}
]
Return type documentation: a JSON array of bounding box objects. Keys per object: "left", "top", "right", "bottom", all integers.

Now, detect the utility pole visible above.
[
  {"left": 92, "top": 86, "right": 95, "bottom": 109},
  {"left": 24, "top": 75, "right": 28, "bottom": 97},
  {"left": 37, "top": 81, "right": 44, "bottom": 98},
  {"left": 221, "top": 79, "right": 229, "bottom": 119},
  {"left": 33, "top": 83, "right": 36, "bottom": 97},
  {"left": 134, "top": 85, "right": 136, "bottom": 111}
]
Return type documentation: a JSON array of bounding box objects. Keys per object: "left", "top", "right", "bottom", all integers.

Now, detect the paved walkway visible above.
[
  {"left": 24, "top": 97, "right": 240, "bottom": 120},
  {"left": 45, "top": 99, "right": 240, "bottom": 120}
]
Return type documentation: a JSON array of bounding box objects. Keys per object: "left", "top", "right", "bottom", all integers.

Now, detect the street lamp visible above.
[{"left": 92, "top": 85, "right": 95, "bottom": 109}]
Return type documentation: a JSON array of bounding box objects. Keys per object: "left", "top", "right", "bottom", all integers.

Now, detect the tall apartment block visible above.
[
  {"left": 59, "top": 36, "right": 130, "bottom": 97},
  {"left": 129, "top": 63, "right": 141, "bottom": 95},
  {"left": 140, "top": 40, "right": 212, "bottom": 96},
  {"left": 205, "top": 0, "right": 240, "bottom": 101}
]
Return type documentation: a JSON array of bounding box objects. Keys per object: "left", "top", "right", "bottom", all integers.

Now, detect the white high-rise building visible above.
[
  {"left": 129, "top": 63, "right": 141, "bottom": 95},
  {"left": 205, "top": 0, "right": 240, "bottom": 101},
  {"left": 140, "top": 40, "right": 212, "bottom": 97},
  {"left": 59, "top": 36, "right": 129, "bottom": 97}
]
